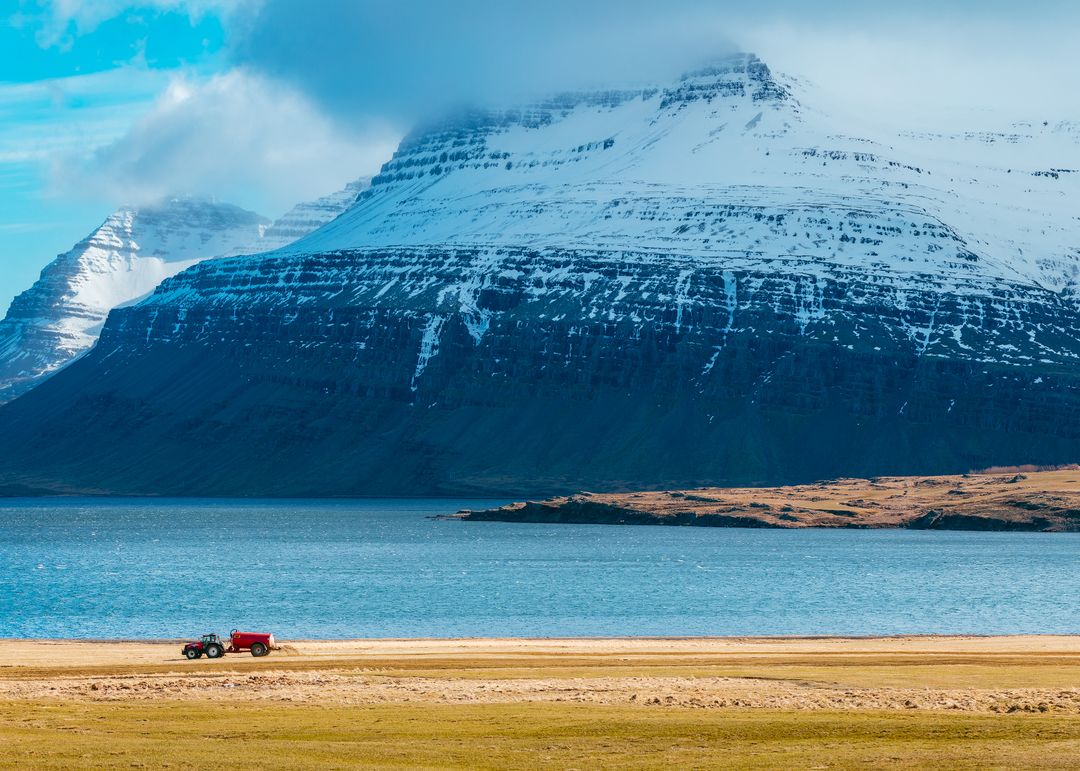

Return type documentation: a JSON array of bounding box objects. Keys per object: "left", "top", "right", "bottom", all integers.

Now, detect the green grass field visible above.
[{"left": 3, "top": 701, "right": 1080, "bottom": 769}]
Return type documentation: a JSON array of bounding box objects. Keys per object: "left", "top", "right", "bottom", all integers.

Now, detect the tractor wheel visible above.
[
  {"left": 205, "top": 643, "right": 224, "bottom": 659},
  {"left": 185, "top": 648, "right": 200, "bottom": 660},
  {"left": 250, "top": 642, "right": 268, "bottom": 657}
]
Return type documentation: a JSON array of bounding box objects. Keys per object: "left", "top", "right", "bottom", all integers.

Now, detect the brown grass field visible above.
[{"left": 1, "top": 636, "right": 1080, "bottom": 768}]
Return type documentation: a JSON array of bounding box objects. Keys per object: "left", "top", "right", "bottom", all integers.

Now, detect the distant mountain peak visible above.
[
  {"left": 0, "top": 178, "right": 372, "bottom": 403},
  {"left": 664, "top": 52, "right": 792, "bottom": 109},
  {"left": 257, "top": 177, "right": 372, "bottom": 251},
  {"left": 678, "top": 51, "right": 769, "bottom": 80}
]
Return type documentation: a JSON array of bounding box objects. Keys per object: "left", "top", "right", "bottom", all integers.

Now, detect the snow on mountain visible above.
[
  {"left": 2, "top": 54, "right": 1080, "bottom": 496},
  {"left": 148, "top": 53, "right": 1080, "bottom": 372},
  {"left": 279, "top": 53, "right": 1078, "bottom": 299},
  {"left": 255, "top": 177, "right": 371, "bottom": 251},
  {"left": 0, "top": 179, "right": 370, "bottom": 403},
  {"left": 0, "top": 198, "right": 268, "bottom": 402}
]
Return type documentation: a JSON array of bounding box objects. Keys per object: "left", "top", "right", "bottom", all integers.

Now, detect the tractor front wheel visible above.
[
  {"left": 250, "top": 642, "right": 268, "bottom": 657},
  {"left": 185, "top": 648, "right": 200, "bottom": 660},
  {"left": 205, "top": 643, "right": 224, "bottom": 659}
]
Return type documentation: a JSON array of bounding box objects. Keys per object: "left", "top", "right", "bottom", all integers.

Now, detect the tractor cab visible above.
[{"left": 182, "top": 632, "right": 225, "bottom": 660}]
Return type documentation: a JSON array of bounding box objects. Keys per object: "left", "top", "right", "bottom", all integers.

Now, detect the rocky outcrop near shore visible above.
[{"left": 454, "top": 470, "right": 1080, "bottom": 531}]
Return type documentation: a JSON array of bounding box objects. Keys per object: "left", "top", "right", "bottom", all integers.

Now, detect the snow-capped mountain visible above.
[
  {"left": 1, "top": 54, "right": 1079, "bottom": 496},
  {"left": 256, "top": 177, "right": 371, "bottom": 251},
  {"left": 0, "top": 179, "right": 370, "bottom": 403},
  {"left": 0, "top": 198, "right": 268, "bottom": 403}
]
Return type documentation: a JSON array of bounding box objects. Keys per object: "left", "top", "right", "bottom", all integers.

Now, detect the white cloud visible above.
[
  {"left": 236, "top": 1, "right": 740, "bottom": 123},
  {"left": 235, "top": 0, "right": 1080, "bottom": 129},
  {"left": 20, "top": 0, "right": 1080, "bottom": 224},
  {"left": 738, "top": 17, "right": 1080, "bottom": 129},
  {"left": 48, "top": 68, "right": 399, "bottom": 216}
]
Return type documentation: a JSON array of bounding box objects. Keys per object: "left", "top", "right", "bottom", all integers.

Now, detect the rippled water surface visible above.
[{"left": 0, "top": 498, "right": 1077, "bottom": 638}]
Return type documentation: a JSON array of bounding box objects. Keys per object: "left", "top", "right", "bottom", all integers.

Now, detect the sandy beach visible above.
[
  {"left": 4, "top": 635, "right": 1080, "bottom": 710},
  {"left": 3, "top": 636, "right": 1080, "bottom": 768}
]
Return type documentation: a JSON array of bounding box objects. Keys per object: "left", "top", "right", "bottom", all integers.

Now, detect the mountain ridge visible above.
[{"left": 0, "top": 53, "right": 1078, "bottom": 496}]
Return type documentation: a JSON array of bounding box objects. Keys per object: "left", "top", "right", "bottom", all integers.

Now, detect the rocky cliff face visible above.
[{"left": 1, "top": 54, "right": 1079, "bottom": 496}]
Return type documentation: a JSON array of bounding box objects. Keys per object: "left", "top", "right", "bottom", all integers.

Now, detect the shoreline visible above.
[
  {"left": 4, "top": 635, "right": 1079, "bottom": 667},
  {"left": 4, "top": 633, "right": 1080, "bottom": 642}
]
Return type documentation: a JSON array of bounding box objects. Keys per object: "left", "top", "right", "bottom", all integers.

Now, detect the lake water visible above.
[{"left": 0, "top": 498, "right": 1077, "bottom": 639}]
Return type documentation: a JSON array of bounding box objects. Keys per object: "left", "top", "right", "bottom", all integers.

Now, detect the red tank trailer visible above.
[
  {"left": 182, "top": 630, "right": 275, "bottom": 659},
  {"left": 228, "top": 630, "right": 275, "bottom": 657}
]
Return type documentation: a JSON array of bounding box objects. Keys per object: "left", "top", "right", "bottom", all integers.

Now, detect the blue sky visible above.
[
  {"left": 2, "top": 0, "right": 1080, "bottom": 314},
  {"left": 0, "top": 4, "right": 228, "bottom": 310},
  {"left": 0, "top": 1, "right": 396, "bottom": 313}
]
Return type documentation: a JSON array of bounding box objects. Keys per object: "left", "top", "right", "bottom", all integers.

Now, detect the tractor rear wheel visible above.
[
  {"left": 205, "top": 643, "right": 224, "bottom": 659},
  {"left": 185, "top": 648, "right": 200, "bottom": 660},
  {"left": 250, "top": 642, "right": 268, "bottom": 657}
]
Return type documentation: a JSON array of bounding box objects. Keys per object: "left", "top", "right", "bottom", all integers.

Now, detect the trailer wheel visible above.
[
  {"left": 250, "top": 642, "right": 268, "bottom": 657},
  {"left": 205, "top": 643, "right": 224, "bottom": 659},
  {"left": 185, "top": 648, "right": 201, "bottom": 660}
]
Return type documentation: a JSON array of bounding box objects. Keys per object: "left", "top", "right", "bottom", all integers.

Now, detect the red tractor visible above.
[{"left": 182, "top": 630, "right": 276, "bottom": 659}]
